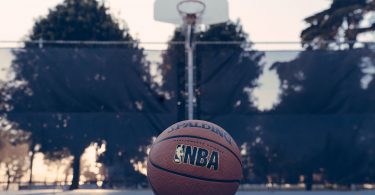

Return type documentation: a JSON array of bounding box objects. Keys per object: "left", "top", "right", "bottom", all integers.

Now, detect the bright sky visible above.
[{"left": 0, "top": 0, "right": 331, "bottom": 48}]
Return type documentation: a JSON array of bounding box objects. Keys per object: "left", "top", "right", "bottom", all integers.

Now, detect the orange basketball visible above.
[{"left": 147, "top": 120, "right": 242, "bottom": 195}]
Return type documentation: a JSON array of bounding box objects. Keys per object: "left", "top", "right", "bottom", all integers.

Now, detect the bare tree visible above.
[{"left": 0, "top": 132, "right": 29, "bottom": 191}]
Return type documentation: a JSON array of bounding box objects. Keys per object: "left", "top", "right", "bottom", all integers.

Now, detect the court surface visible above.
[{"left": 1, "top": 190, "right": 375, "bottom": 195}]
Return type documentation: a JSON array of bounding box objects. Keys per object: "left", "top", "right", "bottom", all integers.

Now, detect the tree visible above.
[
  {"left": 269, "top": 48, "right": 375, "bottom": 188},
  {"left": 29, "top": 0, "right": 130, "bottom": 42},
  {"left": 0, "top": 81, "right": 18, "bottom": 112},
  {"left": 161, "top": 21, "right": 263, "bottom": 120},
  {"left": 8, "top": 0, "right": 157, "bottom": 190},
  {"left": 272, "top": 49, "right": 374, "bottom": 114},
  {"left": 196, "top": 22, "right": 263, "bottom": 116},
  {"left": 1, "top": 83, "right": 29, "bottom": 190},
  {"left": 301, "top": 0, "right": 375, "bottom": 49},
  {"left": 160, "top": 30, "right": 186, "bottom": 121},
  {"left": 0, "top": 129, "right": 29, "bottom": 191}
]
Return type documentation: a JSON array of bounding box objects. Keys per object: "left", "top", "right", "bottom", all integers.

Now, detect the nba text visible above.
[{"left": 174, "top": 144, "right": 219, "bottom": 171}]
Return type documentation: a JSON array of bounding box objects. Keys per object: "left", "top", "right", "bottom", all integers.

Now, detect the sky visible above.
[{"left": 0, "top": 0, "right": 331, "bottom": 48}]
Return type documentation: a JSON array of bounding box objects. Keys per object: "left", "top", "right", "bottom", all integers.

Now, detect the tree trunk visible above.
[
  {"left": 64, "top": 171, "right": 69, "bottom": 186},
  {"left": 305, "top": 172, "right": 313, "bottom": 191},
  {"left": 5, "top": 164, "right": 11, "bottom": 191},
  {"left": 69, "top": 152, "right": 82, "bottom": 190},
  {"left": 28, "top": 150, "right": 35, "bottom": 188},
  {"left": 6, "top": 177, "right": 10, "bottom": 191}
]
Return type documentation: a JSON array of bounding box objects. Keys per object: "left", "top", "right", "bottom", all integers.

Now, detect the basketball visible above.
[{"left": 147, "top": 120, "right": 242, "bottom": 195}]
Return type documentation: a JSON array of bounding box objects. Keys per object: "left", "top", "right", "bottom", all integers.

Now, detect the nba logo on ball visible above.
[
  {"left": 174, "top": 144, "right": 220, "bottom": 171},
  {"left": 148, "top": 120, "right": 242, "bottom": 195},
  {"left": 174, "top": 144, "right": 185, "bottom": 163}
]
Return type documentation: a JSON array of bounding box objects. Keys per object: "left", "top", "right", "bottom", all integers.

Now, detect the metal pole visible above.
[{"left": 186, "top": 24, "right": 195, "bottom": 120}]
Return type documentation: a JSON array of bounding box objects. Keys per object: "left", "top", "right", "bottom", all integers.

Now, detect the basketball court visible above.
[{"left": 1, "top": 190, "right": 375, "bottom": 195}]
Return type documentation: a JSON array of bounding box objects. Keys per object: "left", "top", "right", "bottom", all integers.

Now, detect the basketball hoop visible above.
[
  {"left": 177, "top": 0, "right": 206, "bottom": 25},
  {"left": 155, "top": 0, "right": 229, "bottom": 26},
  {"left": 154, "top": 0, "right": 229, "bottom": 120}
]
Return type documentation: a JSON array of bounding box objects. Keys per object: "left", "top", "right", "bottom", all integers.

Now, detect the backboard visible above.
[{"left": 154, "top": 0, "right": 229, "bottom": 25}]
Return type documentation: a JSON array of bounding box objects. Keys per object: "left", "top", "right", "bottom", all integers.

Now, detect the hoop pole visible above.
[{"left": 186, "top": 24, "right": 195, "bottom": 120}]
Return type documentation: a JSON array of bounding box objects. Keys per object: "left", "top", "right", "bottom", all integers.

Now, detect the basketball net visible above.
[
  {"left": 177, "top": 0, "right": 206, "bottom": 26},
  {"left": 184, "top": 14, "right": 198, "bottom": 25}
]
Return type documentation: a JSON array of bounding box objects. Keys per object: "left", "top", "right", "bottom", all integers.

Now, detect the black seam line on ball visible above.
[
  {"left": 155, "top": 135, "right": 242, "bottom": 167},
  {"left": 148, "top": 177, "right": 160, "bottom": 195},
  {"left": 149, "top": 159, "right": 241, "bottom": 183}
]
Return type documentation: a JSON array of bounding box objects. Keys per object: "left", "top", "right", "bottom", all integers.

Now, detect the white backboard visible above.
[{"left": 154, "top": 0, "right": 229, "bottom": 25}]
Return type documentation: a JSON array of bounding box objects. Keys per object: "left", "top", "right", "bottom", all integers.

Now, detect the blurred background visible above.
[{"left": 1, "top": 0, "right": 375, "bottom": 193}]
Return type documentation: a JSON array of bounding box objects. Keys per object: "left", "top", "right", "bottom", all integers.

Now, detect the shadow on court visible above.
[{"left": 1, "top": 190, "right": 375, "bottom": 195}]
